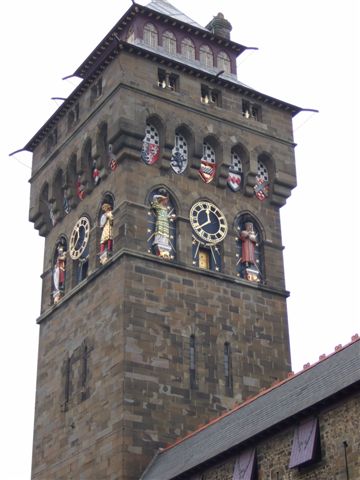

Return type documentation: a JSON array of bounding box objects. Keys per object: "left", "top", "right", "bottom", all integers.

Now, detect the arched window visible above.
[
  {"left": 190, "top": 335, "right": 196, "bottom": 388},
  {"left": 52, "top": 236, "right": 67, "bottom": 304},
  {"left": 199, "top": 142, "right": 216, "bottom": 183},
  {"left": 254, "top": 157, "right": 270, "bottom": 200},
  {"left": 147, "top": 187, "right": 176, "bottom": 261},
  {"left": 162, "top": 30, "right": 176, "bottom": 55},
  {"left": 171, "top": 133, "right": 188, "bottom": 174},
  {"left": 199, "top": 45, "right": 213, "bottom": 68},
  {"left": 227, "top": 151, "right": 243, "bottom": 192},
  {"left": 224, "top": 342, "right": 233, "bottom": 394},
  {"left": 143, "top": 23, "right": 158, "bottom": 48},
  {"left": 141, "top": 123, "right": 160, "bottom": 165},
  {"left": 236, "top": 215, "right": 263, "bottom": 283},
  {"left": 127, "top": 27, "right": 135, "bottom": 43},
  {"left": 217, "top": 51, "right": 231, "bottom": 74},
  {"left": 181, "top": 38, "right": 195, "bottom": 61}
]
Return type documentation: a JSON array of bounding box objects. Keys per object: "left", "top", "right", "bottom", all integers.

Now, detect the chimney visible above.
[{"left": 206, "top": 12, "right": 232, "bottom": 40}]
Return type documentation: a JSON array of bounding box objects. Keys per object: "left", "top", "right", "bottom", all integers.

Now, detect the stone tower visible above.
[{"left": 26, "top": 1, "right": 301, "bottom": 478}]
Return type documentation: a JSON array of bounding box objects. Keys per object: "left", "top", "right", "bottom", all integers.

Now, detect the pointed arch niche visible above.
[
  {"left": 98, "top": 193, "right": 115, "bottom": 266},
  {"left": 141, "top": 119, "right": 161, "bottom": 165},
  {"left": 51, "top": 236, "right": 68, "bottom": 305},
  {"left": 146, "top": 187, "right": 177, "bottom": 261},
  {"left": 254, "top": 153, "right": 271, "bottom": 201},
  {"left": 171, "top": 125, "right": 193, "bottom": 175},
  {"left": 235, "top": 213, "right": 264, "bottom": 283},
  {"left": 228, "top": 144, "right": 248, "bottom": 193}
]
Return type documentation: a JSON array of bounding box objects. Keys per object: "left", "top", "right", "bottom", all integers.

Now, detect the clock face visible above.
[
  {"left": 69, "top": 216, "right": 91, "bottom": 260},
  {"left": 190, "top": 201, "right": 228, "bottom": 244}
]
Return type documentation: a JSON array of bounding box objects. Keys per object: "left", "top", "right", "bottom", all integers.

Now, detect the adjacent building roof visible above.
[{"left": 140, "top": 335, "right": 360, "bottom": 480}]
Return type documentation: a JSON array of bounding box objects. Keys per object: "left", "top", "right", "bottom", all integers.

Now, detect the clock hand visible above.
[
  {"left": 198, "top": 208, "right": 212, "bottom": 228},
  {"left": 198, "top": 219, "right": 211, "bottom": 228}
]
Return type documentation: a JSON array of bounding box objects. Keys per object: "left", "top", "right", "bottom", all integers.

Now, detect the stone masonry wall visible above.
[
  {"left": 199, "top": 393, "right": 360, "bottom": 480},
  {"left": 30, "top": 42, "right": 296, "bottom": 480}
]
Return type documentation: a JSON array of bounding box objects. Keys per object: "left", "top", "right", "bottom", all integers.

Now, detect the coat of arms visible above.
[
  {"left": 141, "top": 123, "right": 160, "bottom": 165},
  {"left": 227, "top": 168, "right": 242, "bottom": 192},
  {"left": 199, "top": 160, "right": 216, "bottom": 183},
  {"left": 254, "top": 178, "right": 269, "bottom": 200}
]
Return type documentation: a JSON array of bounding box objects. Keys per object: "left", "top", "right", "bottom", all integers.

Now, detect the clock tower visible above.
[{"left": 25, "top": 1, "right": 302, "bottom": 479}]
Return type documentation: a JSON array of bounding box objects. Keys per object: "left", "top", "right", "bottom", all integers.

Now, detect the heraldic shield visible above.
[
  {"left": 254, "top": 178, "right": 270, "bottom": 200},
  {"left": 141, "top": 141, "right": 160, "bottom": 165},
  {"left": 199, "top": 160, "right": 216, "bottom": 183},
  {"left": 227, "top": 168, "right": 242, "bottom": 192},
  {"left": 141, "top": 123, "right": 160, "bottom": 165}
]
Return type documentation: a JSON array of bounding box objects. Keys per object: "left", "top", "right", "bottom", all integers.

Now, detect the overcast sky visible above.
[{"left": 2, "top": 1, "right": 359, "bottom": 478}]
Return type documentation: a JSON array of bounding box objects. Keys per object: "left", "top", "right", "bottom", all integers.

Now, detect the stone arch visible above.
[
  {"left": 143, "top": 23, "right": 158, "bottom": 48},
  {"left": 37, "top": 182, "right": 53, "bottom": 235},
  {"left": 170, "top": 124, "right": 194, "bottom": 175},
  {"left": 217, "top": 51, "right": 231, "bottom": 74},
  {"left": 140, "top": 114, "right": 165, "bottom": 165},
  {"left": 199, "top": 134, "right": 222, "bottom": 184},
  {"left": 234, "top": 211, "right": 265, "bottom": 283},
  {"left": 66, "top": 152, "right": 81, "bottom": 207},
  {"left": 146, "top": 185, "right": 177, "bottom": 261},
  {"left": 162, "top": 30, "right": 176, "bottom": 55},
  {"left": 181, "top": 37, "right": 195, "bottom": 60},
  {"left": 80, "top": 138, "right": 99, "bottom": 193},
  {"left": 199, "top": 44, "right": 214, "bottom": 68},
  {"left": 51, "top": 235, "right": 68, "bottom": 304},
  {"left": 97, "top": 192, "right": 115, "bottom": 266},
  {"left": 96, "top": 121, "right": 108, "bottom": 172},
  {"left": 70, "top": 214, "right": 91, "bottom": 286},
  {"left": 52, "top": 167, "right": 66, "bottom": 220},
  {"left": 227, "top": 142, "right": 249, "bottom": 193}
]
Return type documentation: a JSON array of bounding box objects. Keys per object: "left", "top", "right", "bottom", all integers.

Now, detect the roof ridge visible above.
[{"left": 161, "top": 333, "right": 359, "bottom": 453}]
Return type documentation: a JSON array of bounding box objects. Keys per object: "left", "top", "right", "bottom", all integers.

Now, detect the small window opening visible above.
[
  {"left": 242, "top": 100, "right": 261, "bottom": 121},
  {"left": 201, "top": 85, "right": 220, "bottom": 106},
  {"left": 67, "top": 104, "right": 79, "bottom": 130},
  {"left": 224, "top": 342, "right": 233, "bottom": 394},
  {"left": 47, "top": 129, "right": 58, "bottom": 151},
  {"left": 158, "top": 69, "right": 178, "bottom": 91},
  {"left": 90, "top": 78, "right": 103, "bottom": 104}
]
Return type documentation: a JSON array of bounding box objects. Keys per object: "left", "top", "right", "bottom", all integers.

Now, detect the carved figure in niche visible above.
[
  {"left": 99, "top": 203, "right": 114, "bottom": 265},
  {"left": 149, "top": 189, "right": 176, "bottom": 260},
  {"left": 76, "top": 175, "right": 85, "bottom": 200},
  {"left": 237, "top": 222, "right": 261, "bottom": 282},
  {"left": 53, "top": 238, "right": 67, "bottom": 304},
  {"left": 92, "top": 159, "right": 101, "bottom": 186},
  {"left": 108, "top": 144, "right": 117, "bottom": 171}
]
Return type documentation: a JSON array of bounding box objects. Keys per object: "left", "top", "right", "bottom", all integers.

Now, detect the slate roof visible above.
[
  {"left": 140, "top": 336, "right": 360, "bottom": 480},
  {"left": 16, "top": 0, "right": 306, "bottom": 155},
  {"left": 146, "top": 0, "right": 206, "bottom": 30}
]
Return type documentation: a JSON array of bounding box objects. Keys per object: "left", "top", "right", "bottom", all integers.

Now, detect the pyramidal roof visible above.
[{"left": 146, "top": 0, "right": 206, "bottom": 30}]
